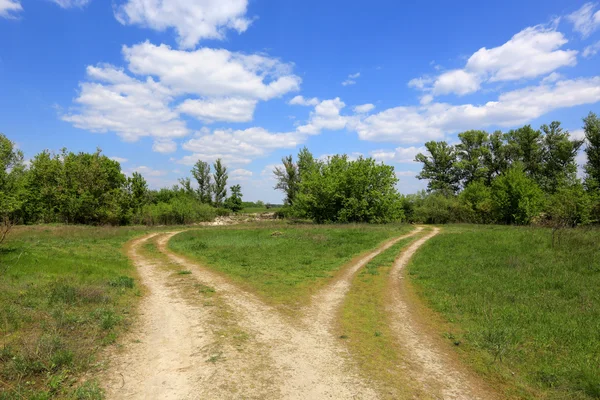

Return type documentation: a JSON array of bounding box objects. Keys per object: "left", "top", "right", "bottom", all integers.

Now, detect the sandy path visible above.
[{"left": 387, "top": 227, "right": 496, "bottom": 400}]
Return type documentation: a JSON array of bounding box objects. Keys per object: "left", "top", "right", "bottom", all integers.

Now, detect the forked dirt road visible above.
[{"left": 103, "top": 227, "right": 494, "bottom": 399}]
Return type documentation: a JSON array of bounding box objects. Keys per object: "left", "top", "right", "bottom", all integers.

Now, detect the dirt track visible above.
[{"left": 102, "top": 227, "right": 494, "bottom": 399}]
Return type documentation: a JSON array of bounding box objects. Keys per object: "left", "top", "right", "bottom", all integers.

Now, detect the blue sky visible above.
[{"left": 2, "top": 0, "right": 600, "bottom": 203}]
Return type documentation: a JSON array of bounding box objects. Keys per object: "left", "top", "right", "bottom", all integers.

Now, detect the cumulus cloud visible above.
[
  {"left": 230, "top": 168, "right": 253, "bottom": 179},
  {"left": 124, "top": 42, "right": 301, "bottom": 101},
  {"left": 114, "top": 0, "right": 252, "bottom": 49},
  {"left": 179, "top": 127, "right": 304, "bottom": 166},
  {"left": 178, "top": 97, "right": 256, "bottom": 123},
  {"left": 289, "top": 95, "right": 319, "bottom": 106},
  {"left": 567, "top": 2, "right": 600, "bottom": 38},
  {"left": 410, "top": 25, "right": 577, "bottom": 97},
  {"left": 0, "top": 0, "right": 22, "bottom": 18},
  {"left": 353, "top": 103, "right": 375, "bottom": 114},
  {"left": 109, "top": 156, "right": 128, "bottom": 163},
  {"left": 296, "top": 98, "right": 349, "bottom": 135},
  {"left": 152, "top": 139, "right": 177, "bottom": 153},
  {"left": 355, "top": 76, "right": 600, "bottom": 142},
  {"left": 370, "top": 146, "right": 426, "bottom": 163}
]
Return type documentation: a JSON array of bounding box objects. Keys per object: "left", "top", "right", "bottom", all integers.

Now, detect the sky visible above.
[{"left": 1, "top": 0, "right": 600, "bottom": 203}]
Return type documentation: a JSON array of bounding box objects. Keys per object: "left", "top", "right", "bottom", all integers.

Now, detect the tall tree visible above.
[
  {"left": 540, "top": 121, "right": 583, "bottom": 193},
  {"left": 455, "top": 130, "right": 490, "bottom": 187},
  {"left": 415, "top": 141, "right": 460, "bottom": 194},
  {"left": 224, "top": 184, "right": 243, "bottom": 212},
  {"left": 583, "top": 112, "right": 600, "bottom": 192},
  {"left": 483, "top": 130, "right": 510, "bottom": 184},
  {"left": 212, "top": 159, "right": 228, "bottom": 206},
  {"left": 192, "top": 160, "right": 212, "bottom": 204},
  {"left": 0, "top": 133, "right": 26, "bottom": 242},
  {"left": 273, "top": 155, "right": 299, "bottom": 205},
  {"left": 128, "top": 172, "right": 148, "bottom": 212},
  {"left": 505, "top": 125, "right": 543, "bottom": 180}
]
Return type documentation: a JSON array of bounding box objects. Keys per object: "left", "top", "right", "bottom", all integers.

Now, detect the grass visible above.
[
  {"left": 0, "top": 225, "right": 150, "bottom": 399},
  {"left": 407, "top": 225, "right": 600, "bottom": 400},
  {"left": 338, "top": 232, "right": 426, "bottom": 399},
  {"left": 240, "top": 207, "right": 269, "bottom": 214},
  {"left": 168, "top": 223, "right": 413, "bottom": 307}
]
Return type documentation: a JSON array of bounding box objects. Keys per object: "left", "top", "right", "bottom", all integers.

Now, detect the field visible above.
[
  {"left": 1, "top": 223, "right": 599, "bottom": 399},
  {"left": 407, "top": 225, "right": 600, "bottom": 399},
  {"left": 0, "top": 225, "right": 150, "bottom": 399}
]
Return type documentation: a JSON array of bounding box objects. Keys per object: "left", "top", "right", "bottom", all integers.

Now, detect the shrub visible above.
[
  {"left": 135, "top": 196, "right": 216, "bottom": 225},
  {"left": 491, "top": 165, "right": 545, "bottom": 224},
  {"left": 459, "top": 180, "right": 494, "bottom": 223}
]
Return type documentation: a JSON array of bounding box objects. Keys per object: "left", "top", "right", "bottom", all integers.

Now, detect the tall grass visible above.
[
  {"left": 0, "top": 225, "right": 147, "bottom": 399},
  {"left": 407, "top": 225, "right": 600, "bottom": 399},
  {"left": 134, "top": 197, "right": 216, "bottom": 225},
  {"left": 169, "top": 223, "right": 413, "bottom": 307}
]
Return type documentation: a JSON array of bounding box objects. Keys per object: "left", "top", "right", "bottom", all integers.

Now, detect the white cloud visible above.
[
  {"left": 129, "top": 165, "right": 168, "bottom": 177},
  {"left": 230, "top": 168, "right": 253, "bottom": 180},
  {"left": 396, "top": 170, "right": 417, "bottom": 177},
  {"left": 410, "top": 25, "right": 577, "bottom": 97},
  {"left": 62, "top": 64, "right": 188, "bottom": 142},
  {"left": 567, "top": 2, "right": 600, "bottom": 38},
  {"left": 124, "top": 42, "right": 300, "bottom": 101},
  {"left": 342, "top": 72, "right": 361, "bottom": 86},
  {"left": 353, "top": 103, "right": 375, "bottom": 114},
  {"left": 180, "top": 127, "right": 304, "bottom": 166},
  {"left": 541, "top": 72, "right": 564, "bottom": 83},
  {"left": 51, "top": 0, "right": 90, "bottom": 8},
  {"left": 355, "top": 76, "right": 600, "bottom": 143},
  {"left": 583, "top": 41, "right": 600, "bottom": 58},
  {"left": 370, "top": 146, "right": 426, "bottom": 163},
  {"left": 109, "top": 156, "right": 128, "bottom": 163},
  {"left": 289, "top": 95, "right": 319, "bottom": 106},
  {"left": 114, "top": 0, "right": 252, "bottom": 49},
  {"left": 432, "top": 69, "right": 481, "bottom": 96},
  {"left": 570, "top": 129, "right": 586, "bottom": 140},
  {"left": 0, "top": 0, "right": 22, "bottom": 18},
  {"left": 297, "top": 98, "right": 349, "bottom": 135},
  {"left": 178, "top": 97, "right": 256, "bottom": 123},
  {"left": 152, "top": 139, "right": 177, "bottom": 153}
]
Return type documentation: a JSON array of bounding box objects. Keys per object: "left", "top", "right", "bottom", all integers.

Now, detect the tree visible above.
[
  {"left": 178, "top": 177, "right": 194, "bottom": 197},
  {"left": 224, "top": 184, "right": 243, "bottom": 212},
  {"left": 491, "top": 165, "right": 544, "bottom": 225},
  {"left": 583, "top": 112, "right": 600, "bottom": 192},
  {"left": 455, "top": 130, "right": 490, "bottom": 187},
  {"left": 483, "top": 131, "right": 510, "bottom": 184},
  {"left": 212, "top": 159, "right": 228, "bottom": 207},
  {"left": 274, "top": 155, "right": 299, "bottom": 205},
  {"left": 505, "top": 125, "right": 543, "bottom": 180},
  {"left": 459, "top": 180, "right": 494, "bottom": 223},
  {"left": 539, "top": 121, "right": 583, "bottom": 193},
  {"left": 128, "top": 172, "right": 148, "bottom": 213},
  {"left": 415, "top": 141, "right": 460, "bottom": 194},
  {"left": 192, "top": 160, "right": 212, "bottom": 204},
  {"left": 0, "top": 133, "right": 25, "bottom": 243}
]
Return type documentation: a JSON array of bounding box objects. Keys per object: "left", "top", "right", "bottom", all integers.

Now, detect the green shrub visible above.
[
  {"left": 135, "top": 195, "right": 216, "bottom": 225},
  {"left": 491, "top": 165, "right": 545, "bottom": 224}
]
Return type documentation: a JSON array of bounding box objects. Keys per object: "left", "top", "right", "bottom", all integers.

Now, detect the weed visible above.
[
  {"left": 108, "top": 276, "right": 134, "bottom": 289},
  {"left": 177, "top": 270, "right": 192, "bottom": 275}
]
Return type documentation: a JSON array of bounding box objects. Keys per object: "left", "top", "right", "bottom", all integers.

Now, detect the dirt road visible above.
[{"left": 102, "top": 227, "right": 493, "bottom": 399}]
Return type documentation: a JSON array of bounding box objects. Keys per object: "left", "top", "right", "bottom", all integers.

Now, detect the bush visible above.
[
  {"left": 459, "top": 180, "right": 494, "bottom": 223},
  {"left": 411, "top": 191, "right": 466, "bottom": 224},
  {"left": 545, "top": 183, "right": 591, "bottom": 227},
  {"left": 491, "top": 165, "right": 545, "bottom": 225},
  {"left": 135, "top": 196, "right": 216, "bottom": 225}
]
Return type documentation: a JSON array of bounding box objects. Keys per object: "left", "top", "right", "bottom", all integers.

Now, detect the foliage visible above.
[
  {"left": 491, "top": 165, "right": 545, "bottom": 225},
  {"left": 192, "top": 160, "right": 212, "bottom": 204},
  {"left": 459, "top": 180, "right": 494, "bottom": 223},
  {"left": 274, "top": 154, "right": 299, "bottom": 205},
  {"left": 546, "top": 182, "right": 591, "bottom": 227},
  {"left": 584, "top": 112, "right": 600, "bottom": 192},
  {"left": 294, "top": 154, "right": 404, "bottom": 223},
  {"left": 134, "top": 195, "right": 216, "bottom": 225},
  {"left": 415, "top": 141, "right": 460, "bottom": 193},
  {"left": 224, "top": 184, "right": 243, "bottom": 212},
  {"left": 212, "top": 159, "right": 228, "bottom": 207}
]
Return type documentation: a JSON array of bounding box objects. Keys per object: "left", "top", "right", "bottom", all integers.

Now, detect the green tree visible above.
[
  {"left": 505, "top": 125, "right": 543, "bottom": 180},
  {"left": 274, "top": 155, "right": 299, "bottom": 205},
  {"left": 483, "top": 130, "right": 510, "bottom": 184},
  {"left": 583, "top": 112, "right": 600, "bottom": 192},
  {"left": 459, "top": 180, "right": 494, "bottom": 223},
  {"left": 0, "top": 134, "right": 26, "bottom": 242},
  {"left": 415, "top": 141, "right": 460, "bottom": 193},
  {"left": 192, "top": 160, "right": 212, "bottom": 204},
  {"left": 455, "top": 130, "right": 490, "bottom": 187},
  {"left": 224, "top": 184, "right": 243, "bottom": 212},
  {"left": 491, "top": 165, "right": 544, "bottom": 225},
  {"left": 212, "top": 159, "right": 228, "bottom": 207},
  {"left": 539, "top": 121, "right": 583, "bottom": 193},
  {"left": 547, "top": 182, "right": 591, "bottom": 227},
  {"left": 128, "top": 172, "right": 148, "bottom": 212}
]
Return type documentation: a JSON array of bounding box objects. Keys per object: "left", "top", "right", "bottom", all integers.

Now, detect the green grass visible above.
[
  {"left": 240, "top": 207, "right": 269, "bottom": 214},
  {"left": 338, "top": 233, "right": 425, "bottom": 399},
  {"left": 0, "top": 225, "right": 150, "bottom": 399},
  {"left": 407, "top": 225, "right": 600, "bottom": 400},
  {"left": 169, "top": 223, "right": 413, "bottom": 307}
]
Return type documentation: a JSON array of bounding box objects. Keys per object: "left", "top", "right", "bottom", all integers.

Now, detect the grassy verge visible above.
[
  {"left": 407, "top": 225, "right": 600, "bottom": 400},
  {"left": 0, "top": 225, "right": 149, "bottom": 399},
  {"left": 338, "top": 233, "right": 426, "bottom": 399},
  {"left": 168, "top": 223, "right": 413, "bottom": 307}
]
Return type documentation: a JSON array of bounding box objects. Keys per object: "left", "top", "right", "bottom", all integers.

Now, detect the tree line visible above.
[
  {"left": 0, "top": 136, "right": 246, "bottom": 234},
  {"left": 407, "top": 112, "right": 600, "bottom": 226}
]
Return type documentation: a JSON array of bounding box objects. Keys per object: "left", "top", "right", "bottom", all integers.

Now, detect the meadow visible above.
[
  {"left": 407, "top": 225, "right": 600, "bottom": 399},
  {"left": 0, "top": 225, "right": 150, "bottom": 399},
  {"left": 168, "top": 223, "right": 413, "bottom": 308}
]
